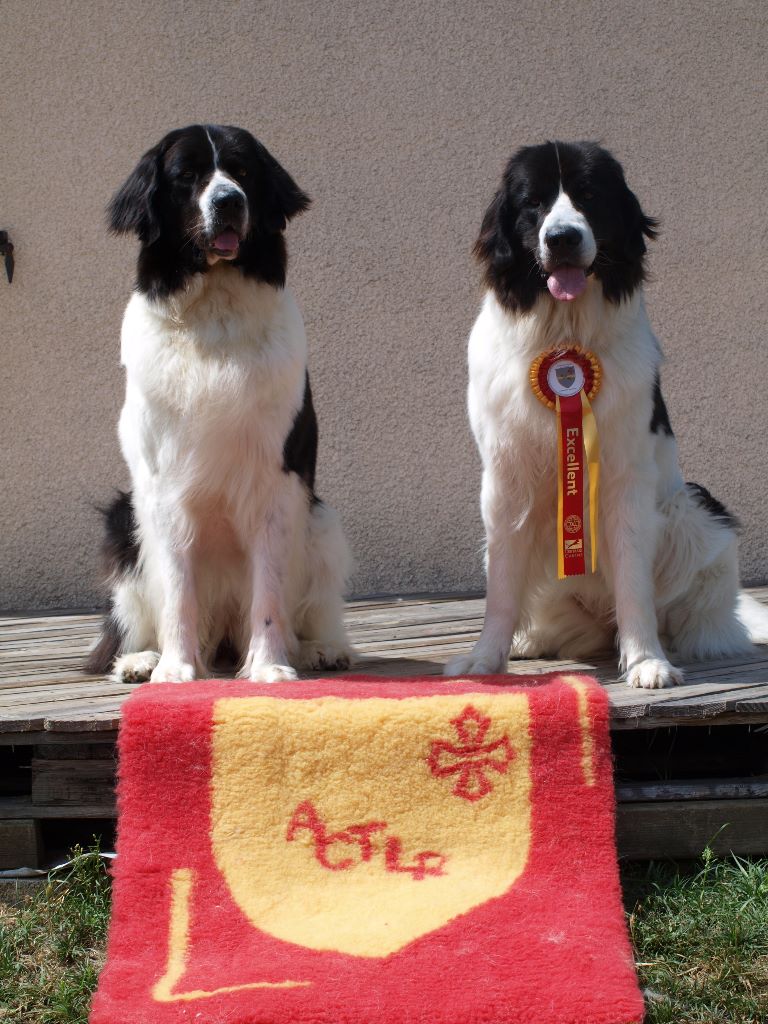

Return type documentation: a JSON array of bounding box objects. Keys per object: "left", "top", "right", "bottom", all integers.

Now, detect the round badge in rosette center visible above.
[
  {"left": 548, "top": 358, "right": 585, "bottom": 398},
  {"left": 529, "top": 346, "right": 602, "bottom": 409}
]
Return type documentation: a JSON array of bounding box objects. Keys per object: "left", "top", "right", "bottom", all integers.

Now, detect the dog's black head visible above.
[
  {"left": 474, "top": 141, "right": 657, "bottom": 311},
  {"left": 108, "top": 124, "right": 310, "bottom": 300}
]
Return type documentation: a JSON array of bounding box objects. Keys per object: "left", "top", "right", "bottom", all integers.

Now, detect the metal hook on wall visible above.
[{"left": 0, "top": 231, "right": 14, "bottom": 283}]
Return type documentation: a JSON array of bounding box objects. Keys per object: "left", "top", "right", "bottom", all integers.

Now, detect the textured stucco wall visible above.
[{"left": 1, "top": 0, "right": 766, "bottom": 610}]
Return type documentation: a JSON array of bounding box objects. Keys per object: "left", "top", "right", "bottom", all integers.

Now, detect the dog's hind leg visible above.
[
  {"left": 85, "top": 572, "right": 160, "bottom": 682},
  {"left": 84, "top": 491, "right": 160, "bottom": 681},
  {"left": 656, "top": 486, "right": 751, "bottom": 661},
  {"left": 664, "top": 538, "right": 752, "bottom": 661},
  {"left": 107, "top": 572, "right": 160, "bottom": 682},
  {"left": 295, "top": 500, "right": 354, "bottom": 671}
]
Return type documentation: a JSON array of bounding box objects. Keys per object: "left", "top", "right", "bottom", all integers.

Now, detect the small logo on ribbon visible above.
[{"left": 564, "top": 514, "right": 582, "bottom": 534}]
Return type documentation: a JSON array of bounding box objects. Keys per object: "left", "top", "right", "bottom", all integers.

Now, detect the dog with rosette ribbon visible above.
[{"left": 447, "top": 140, "right": 768, "bottom": 689}]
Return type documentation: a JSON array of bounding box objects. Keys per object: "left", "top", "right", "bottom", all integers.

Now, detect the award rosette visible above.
[{"left": 529, "top": 346, "right": 601, "bottom": 578}]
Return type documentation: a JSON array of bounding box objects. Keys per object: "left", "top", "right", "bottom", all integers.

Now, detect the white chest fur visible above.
[
  {"left": 467, "top": 285, "right": 663, "bottom": 483},
  {"left": 117, "top": 268, "right": 307, "bottom": 499}
]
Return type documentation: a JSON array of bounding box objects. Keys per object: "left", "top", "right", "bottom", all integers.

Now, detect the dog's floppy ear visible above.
[
  {"left": 258, "top": 146, "right": 311, "bottom": 233},
  {"left": 615, "top": 170, "right": 658, "bottom": 263},
  {"left": 108, "top": 142, "right": 163, "bottom": 245},
  {"left": 473, "top": 181, "right": 541, "bottom": 311},
  {"left": 473, "top": 187, "right": 513, "bottom": 269},
  {"left": 596, "top": 155, "right": 659, "bottom": 303}
]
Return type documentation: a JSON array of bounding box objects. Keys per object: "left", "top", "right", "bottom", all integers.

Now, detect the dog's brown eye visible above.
[
  {"left": 234, "top": 167, "right": 248, "bottom": 179},
  {"left": 582, "top": 191, "right": 594, "bottom": 201},
  {"left": 180, "top": 170, "right": 195, "bottom": 181}
]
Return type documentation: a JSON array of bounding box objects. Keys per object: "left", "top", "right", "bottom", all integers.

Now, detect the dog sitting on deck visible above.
[
  {"left": 86, "top": 124, "right": 352, "bottom": 684},
  {"left": 446, "top": 141, "right": 768, "bottom": 688}
]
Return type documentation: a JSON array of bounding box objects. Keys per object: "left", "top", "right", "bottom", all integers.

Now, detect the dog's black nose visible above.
[
  {"left": 545, "top": 226, "right": 582, "bottom": 250},
  {"left": 212, "top": 191, "right": 246, "bottom": 214}
]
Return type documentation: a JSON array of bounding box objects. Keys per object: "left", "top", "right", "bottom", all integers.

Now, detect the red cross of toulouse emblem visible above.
[{"left": 427, "top": 705, "right": 515, "bottom": 801}]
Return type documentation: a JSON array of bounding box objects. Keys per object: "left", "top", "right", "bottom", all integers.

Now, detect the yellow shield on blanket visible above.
[{"left": 210, "top": 693, "right": 532, "bottom": 958}]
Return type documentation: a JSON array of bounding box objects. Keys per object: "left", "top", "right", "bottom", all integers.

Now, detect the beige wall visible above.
[{"left": 1, "top": 0, "right": 766, "bottom": 610}]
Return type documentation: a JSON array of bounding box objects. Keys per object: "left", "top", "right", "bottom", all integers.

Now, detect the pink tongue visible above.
[
  {"left": 547, "top": 266, "right": 587, "bottom": 301},
  {"left": 213, "top": 230, "right": 239, "bottom": 252}
]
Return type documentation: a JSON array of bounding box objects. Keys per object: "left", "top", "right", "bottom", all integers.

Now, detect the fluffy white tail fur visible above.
[{"left": 737, "top": 593, "right": 768, "bottom": 645}]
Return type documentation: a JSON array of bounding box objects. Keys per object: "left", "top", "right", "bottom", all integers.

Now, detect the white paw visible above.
[
  {"left": 247, "top": 662, "right": 299, "bottom": 684},
  {"left": 444, "top": 649, "right": 508, "bottom": 677},
  {"left": 626, "top": 658, "right": 683, "bottom": 690},
  {"left": 299, "top": 640, "right": 354, "bottom": 672},
  {"left": 150, "top": 657, "right": 198, "bottom": 684},
  {"left": 111, "top": 651, "right": 160, "bottom": 684}
]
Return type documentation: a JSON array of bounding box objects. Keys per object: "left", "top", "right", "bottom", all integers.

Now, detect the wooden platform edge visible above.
[
  {"left": 2, "top": 589, "right": 768, "bottom": 734},
  {"left": 2, "top": 796, "right": 766, "bottom": 862},
  {"left": 616, "top": 798, "right": 768, "bottom": 859}
]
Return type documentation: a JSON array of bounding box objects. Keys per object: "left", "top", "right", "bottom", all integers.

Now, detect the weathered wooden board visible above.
[
  {"left": 31, "top": 758, "right": 116, "bottom": 806},
  {"left": 0, "top": 819, "right": 42, "bottom": 868},
  {"left": 616, "top": 777, "right": 768, "bottom": 802},
  {"left": 10, "top": 778, "right": 768, "bottom": 818},
  {"left": 3, "top": 794, "right": 767, "bottom": 862},
  {"left": 616, "top": 798, "right": 768, "bottom": 859},
  {"left": 0, "top": 797, "right": 115, "bottom": 820},
  {"left": 0, "top": 592, "right": 766, "bottom": 863},
  {"left": 0, "top": 592, "right": 766, "bottom": 736}
]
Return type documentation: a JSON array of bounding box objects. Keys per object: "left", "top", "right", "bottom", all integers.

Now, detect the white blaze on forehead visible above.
[
  {"left": 537, "top": 189, "right": 597, "bottom": 266},
  {"left": 205, "top": 128, "right": 219, "bottom": 164},
  {"left": 198, "top": 169, "right": 249, "bottom": 234}
]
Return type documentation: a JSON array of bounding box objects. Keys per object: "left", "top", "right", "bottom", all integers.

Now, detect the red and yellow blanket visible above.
[{"left": 90, "top": 675, "right": 643, "bottom": 1024}]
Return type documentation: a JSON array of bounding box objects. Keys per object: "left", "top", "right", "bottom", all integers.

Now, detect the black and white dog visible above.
[
  {"left": 447, "top": 141, "right": 767, "bottom": 688},
  {"left": 86, "top": 124, "right": 352, "bottom": 684}
]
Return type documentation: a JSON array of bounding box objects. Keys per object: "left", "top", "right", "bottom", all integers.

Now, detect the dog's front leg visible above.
[
  {"left": 445, "top": 467, "right": 532, "bottom": 676},
  {"left": 148, "top": 504, "right": 201, "bottom": 684},
  {"left": 241, "top": 483, "right": 299, "bottom": 684},
  {"left": 605, "top": 478, "right": 683, "bottom": 689}
]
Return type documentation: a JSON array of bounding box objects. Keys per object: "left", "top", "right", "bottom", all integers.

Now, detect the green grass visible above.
[
  {"left": 0, "top": 847, "right": 766, "bottom": 1023},
  {"left": 627, "top": 850, "right": 768, "bottom": 1023},
  {"left": 0, "top": 848, "right": 110, "bottom": 1024}
]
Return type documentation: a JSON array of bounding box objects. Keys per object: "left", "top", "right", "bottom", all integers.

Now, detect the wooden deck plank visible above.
[
  {"left": 0, "top": 592, "right": 767, "bottom": 863},
  {"left": 0, "top": 684, "right": 137, "bottom": 708},
  {"left": 734, "top": 693, "right": 768, "bottom": 711},
  {"left": 644, "top": 680, "right": 768, "bottom": 716},
  {"left": 616, "top": 777, "right": 768, "bottom": 802},
  {"left": 607, "top": 676, "right": 768, "bottom": 718},
  {"left": 615, "top": 799, "right": 768, "bottom": 859},
  {"left": 0, "top": 797, "right": 115, "bottom": 819},
  {"left": 0, "top": 592, "right": 767, "bottom": 735}
]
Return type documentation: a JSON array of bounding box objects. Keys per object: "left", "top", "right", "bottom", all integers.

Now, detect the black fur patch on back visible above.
[
  {"left": 686, "top": 482, "right": 739, "bottom": 530},
  {"left": 283, "top": 373, "right": 318, "bottom": 492},
  {"left": 650, "top": 375, "right": 674, "bottom": 436}
]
